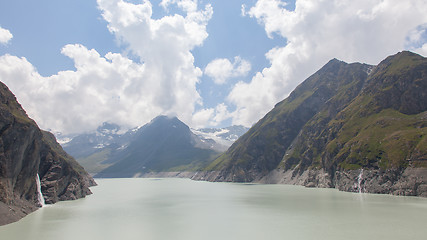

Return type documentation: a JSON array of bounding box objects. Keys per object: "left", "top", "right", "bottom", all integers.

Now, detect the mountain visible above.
[
  {"left": 0, "top": 81, "right": 96, "bottom": 225},
  {"left": 62, "top": 120, "right": 248, "bottom": 175},
  {"left": 201, "top": 57, "right": 373, "bottom": 181},
  {"left": 60, "top": 122, "right": 140, "bottom": 174},
  {"left": 95, "top": 116, "right": 221, "bottom": 177},
  {"left": 194, "top": 51, "right": 427, "bottom": 197},
  {"left": 61, "top": 122, "right": 123, "bottom": 159}
]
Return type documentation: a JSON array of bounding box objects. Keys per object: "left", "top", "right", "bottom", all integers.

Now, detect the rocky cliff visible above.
[
  {"left": 194, "top": 51, "right": 427, "bottom": 197},
  {"left": 0, "top": 81, "right": 96, "bottom": 225}
]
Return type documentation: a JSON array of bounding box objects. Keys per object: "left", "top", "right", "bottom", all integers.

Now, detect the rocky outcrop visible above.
[
  {"left": 253, "top": 167, "right": 427, "bottom": 197},
  {"left": 39, "top": 131, "right": 96, "bottom": 204},
  {"left": 334, "top": 168, "right": 427, "bottom": 197},
  {"left": 0, "top": 81, "right": 96, "bottom": 225}
]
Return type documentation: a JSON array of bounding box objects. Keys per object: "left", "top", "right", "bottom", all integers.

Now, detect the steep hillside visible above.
[
  {"left": 195, "top": 51, "right": 427, "bottom": 197},
  {"left": 0, "top": 81, "right": 96, "bottom": 225},
  {"left": 293, "top": 51, "right": 427, "bottom": 172},
  {"left": 202, "top": 59, "right": 372, "bottom": 182},
  {"left": 96, "top": 116, "right": 221, "bottom": 178}
]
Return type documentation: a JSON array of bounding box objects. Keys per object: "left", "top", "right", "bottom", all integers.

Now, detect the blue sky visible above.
[{"left": 0, "top": 0, "right": 426, "bottom": 135}]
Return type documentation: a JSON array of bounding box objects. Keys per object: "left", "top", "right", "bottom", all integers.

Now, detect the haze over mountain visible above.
[{"left": 194, "top": 51, "right": 427, "bottom": 197}]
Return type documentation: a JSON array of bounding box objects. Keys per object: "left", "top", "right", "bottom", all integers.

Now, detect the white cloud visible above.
[
  {"left": 241, "top": 4, "right": 247, "bottom": 17},
  {"left": 227, "top": 0, "right": 427, "bottom": 127},
  {"left": 0, "top": 0, "right": 213, "bottom": 134},
  {"left": 418, "top": 43, "right": 427, "bottom": 56},
  {"left": 406, "top": 23, "right": 427, "bottom": 56},
  {"left": 0, "top": 27, "right": 13, "bottom": 44},
  {"left": 192, "top": 103, "right": 231, "bottom": 128},
  {"left": 212, "top": 103, "right": 231, "bottom": 125},
  {"left": 97, "top": 0, "right": 212, "bottom": 122},
  {"left": 205, "top": 59, "right": 233, "bottom": 85},
  {"left": 160, "top": 0, "right": 198, "bottom": 13},
  {"left": 191, "top": 108, "right": 215, "bottom": 128},
  {"left": 0, "top": 47, "right": 147, "bottom": 134},
  {"left": 204, "top": 56, "right": 251, "bottom": 85}
]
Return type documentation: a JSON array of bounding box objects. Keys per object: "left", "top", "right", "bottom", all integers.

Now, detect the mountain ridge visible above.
[
  {"left": 193, "top": 51, "right": 427, "bottom": 197},
  {"left": 95, "top": 115, "right": 222, "bottom": 177},
  {"left": 203, "top": 58, "right": 372, "bottom": 181},
  {"left": 61, "top": 118, "right": 248, "bottom": 175}
]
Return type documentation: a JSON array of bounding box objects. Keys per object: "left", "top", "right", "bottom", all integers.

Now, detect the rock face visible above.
[
  {"left": 195, "top": 51, "right": 427, "bottom": 197},
  {"left": 0, "top": 81, "right": 96, "bottom": 225},
  {"left": 254, "top": 167, "right": 427, "bottom": 197},
  {"left": 39, "top": 131, "right": 96, "bottom": 204}
]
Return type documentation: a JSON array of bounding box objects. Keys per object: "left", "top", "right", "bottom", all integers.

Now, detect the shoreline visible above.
[{"left": 106, "top": 168, "right": 427, "bottom": 198}]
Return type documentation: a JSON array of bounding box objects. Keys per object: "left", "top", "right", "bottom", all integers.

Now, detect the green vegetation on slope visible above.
[
  {"left": 280, "top": 51, "right": 427, "bottom": 174},
  {"left": 330, "top": 109, "right": 426, "bottom": 170},
  {"left": 76, "top": 148, "right": 113, "bottom": 174},
  {"left": 205, "top": 59, "right": 372, "bottom": 181},
  {"left": 207, "top": 51, "right": 426, "bottom": 183}
]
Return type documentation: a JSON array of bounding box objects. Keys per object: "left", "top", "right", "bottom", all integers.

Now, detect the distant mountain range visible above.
[
  {"left": 193, "top": 51, "right": 427, "bottom": 197},
  {"left": 61, "top": 116, "right": 248, "bottom": 176}
]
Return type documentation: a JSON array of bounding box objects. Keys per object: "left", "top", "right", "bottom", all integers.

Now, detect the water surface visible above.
[{"left": 1, "top": 178, "right": 427, "bottom": 240}]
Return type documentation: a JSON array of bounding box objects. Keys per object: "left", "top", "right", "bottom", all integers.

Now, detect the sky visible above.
[{"left": 0, "top": 0, "right": 427, "bottom": 135}]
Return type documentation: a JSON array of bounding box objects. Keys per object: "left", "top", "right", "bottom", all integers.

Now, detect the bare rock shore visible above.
[{"left": 189, "top": 168, "right": 427, "bottom": 197}]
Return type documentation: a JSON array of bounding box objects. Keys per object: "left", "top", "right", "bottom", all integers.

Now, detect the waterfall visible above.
[
  {"left": 36, "top": 173, "right": 45, "bottom": 207},
  {"left": 357, "top": 169, "right": 363, "bottom": 194}
]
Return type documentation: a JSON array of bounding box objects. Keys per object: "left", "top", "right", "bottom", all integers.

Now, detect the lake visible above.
[{"left": 1, "top": 178, "right": 427, "bottom": 240}]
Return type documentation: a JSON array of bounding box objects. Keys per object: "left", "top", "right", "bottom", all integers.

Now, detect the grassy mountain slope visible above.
[
  {"left": 317, "top": 51, "right": 427, "bottom": 172},
  {"left": 200, "top": 52, "right": 426, "bottom": 196},
  {"left": 205, "top": 59, "right": 372, "bottom": 181}
]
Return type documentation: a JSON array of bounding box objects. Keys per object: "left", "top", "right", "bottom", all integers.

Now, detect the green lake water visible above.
[{"left": 1, "top": 178, "right": 427, "bottom": 240}]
